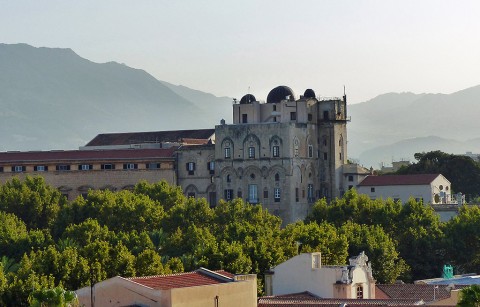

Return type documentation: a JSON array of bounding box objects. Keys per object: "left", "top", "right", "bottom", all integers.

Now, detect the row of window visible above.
[
  {"left": 224, "top": 145, "right": 281, "bottom": 159},
  {"left": 224, "top": 185, "right": 282, "bottom": 203},
  {"left": 186, "top": 161, "right": 215, "bottom": 176},
  {"left": 0, "top": 163, "right": 163, "bottom": 173}
]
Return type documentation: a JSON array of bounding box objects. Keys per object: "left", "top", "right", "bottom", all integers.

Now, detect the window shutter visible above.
[
  {"left": 45, "top": 166, "right": 48, "bottom": 171},
  {"left": 146, "top": 163, "right": 150, "bottom": 169},
  {"left": 22, "top": 166, "right": 26, "bottom": 172},
  {"left": 34, "top": 166, "right": 38, "bottom": 171},
  {"left": 56, "top": 165, "right": 60, "bottom": 171},
  {"left": 186, "top": 163, "right": 189, "bottom": 171},
  {"left": 11, "top": 166, "right": 14, "bottom": 172},
  {"left": 111, "top": 164, "right": 115, "bottom": 170},
  {"left": 134, "top": 164, "right": 138, "bottom": 169},
  {"left": 123, "top": 164, "right": 127, "bottom": 170},
  {"left": 101, "top": 165, "right": 105, "bottom": 170}
]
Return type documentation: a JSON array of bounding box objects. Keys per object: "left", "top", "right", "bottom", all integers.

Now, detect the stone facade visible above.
[{"left": 179, "top": 86, "right": 350, "bottom": 224}]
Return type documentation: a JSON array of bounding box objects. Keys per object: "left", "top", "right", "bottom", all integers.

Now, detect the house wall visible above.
[
  {"left": 170, "top": 276, "right": 257, "bottom": 307},
  {"left": 0, "top": 161, "right": 175, "bottom": 200},
  {"left": 357, "top": 175, "right": 451, "bottom": 205}
]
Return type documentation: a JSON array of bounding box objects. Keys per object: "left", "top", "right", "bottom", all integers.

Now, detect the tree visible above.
[
  {"left": 340, "top": 221, "right": 409, "bottom": 283},
  {"left": 30, "top": 286, "right": 79, "bottom": 307},
  {"left": 134, "top": 180, "right": 185, "bottom": 211},
  {"left": 0, "top": 176, "right": 66, "bottom": 229},
  {"left": 458, "top": 285, "right": 480, "bottom": 307}
]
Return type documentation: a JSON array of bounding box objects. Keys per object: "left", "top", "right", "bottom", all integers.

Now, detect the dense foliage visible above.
[{"left": 0, "top": 176, "right": 479, "bottom": 305}]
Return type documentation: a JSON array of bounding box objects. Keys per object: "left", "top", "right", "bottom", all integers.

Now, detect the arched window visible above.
[
  {"left": 275, "top": 173, "right": 280, "bottom": 182},
  {"left": 226, "top": 174, "right": 231, "bottom": 183}
]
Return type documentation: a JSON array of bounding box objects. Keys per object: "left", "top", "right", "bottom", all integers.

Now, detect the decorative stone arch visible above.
[
  {"left": 244, "top": 165, "right": 262, "bottom": 181},
  {"left": 57, "top": 186, "right": 72, "bottom": 192},
  {"left": 261, "top": 166, "right": 269, "bottom": 178},
  {"left": 221, "top": 137, "right": 234, "bottom": 159},
  {"left": 122, "top": 185, "right": 135, "bottom": 191},
  {"left": 184, "top": 184, "right": 199, "bottom": 198},
  {"left": 100, "top": 185, "right": 117, "bottom": 192},
  {"left": 236, "top": 167, "right": 244, "bottom": 179},
  {"left": 293, "top": 165, "right": 302, "bottom": 186},
  {"left": 78, "top": 185, "right": 94, "bottom": 192},
  {"left": 293, "top": 137, "right": 300, "bottom": 157},
  {"left": 269, "top": 135, "right": 283, "bottom": 158},
  {"left": 242, "top": 134, "right": 261, "bottom": 159}
]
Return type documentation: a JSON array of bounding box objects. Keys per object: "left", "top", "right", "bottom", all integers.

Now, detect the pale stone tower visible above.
[{"left": 214, "top": 86, "right": 349, "bottom": 224}]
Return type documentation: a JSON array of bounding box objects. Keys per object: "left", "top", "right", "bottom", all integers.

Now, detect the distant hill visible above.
[
  {"left": 348, "top": 88, "right": 480, "bottom": 167},
  {"left": 0, "top": 43, "right": 231, "bottom": 151}
]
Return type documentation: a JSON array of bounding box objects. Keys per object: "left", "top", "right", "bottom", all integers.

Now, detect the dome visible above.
[
  {"left": 240, "top": 94, "right": 256, "bottom": 104},
  {"left": 304, "top": 89, "right": 316, "bottom": 99},
  {"left": 266, "top": 86, "right": 295, "bottom": 104}
]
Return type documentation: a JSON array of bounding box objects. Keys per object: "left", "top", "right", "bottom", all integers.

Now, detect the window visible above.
[
  {"left": 242, "top": 114, "right": 248, "bottom": 123},
  {"left": 0, "top": 167, "right": 3, "bottom": 172},
  {"left": 323, "top": 111, "right": 329, "bottom": 120},
  {"left": 237, "top": 190, "right": 242, "bottom": 198},
  {"left": 186, "top": 162, "right": 195, "bottom": 175},
  {"left": 13, "top": 165, "right": 25, "bottom": 172},
  {"left": 313, "top": 254, "right": 321, "bottom": 269},
  {"left": 224, "top": 189, "right": 233, "bottom": 201},
  {"left": 323, "top": 153, "right": 327, "bottom": 160},
  {"left": 273, "top": 105, "right": 276, "bottom": 111},
  {"left": 273, "top": 145, "right": 280, "bottom": 157},
  {"left": 370, "top": 187, "right": 375, "bottom": 193},
  {"left": 308, "top": 145, "right": 313, "bottom": 158},
  {"left": 34, "top": 165, "right": 47, "bottom": 172},
  {"left": 290, "top": 112, "right": 296, "bottom": 120},
  {"left": 308, "top": 184, "right": 314, "bottom": 202},
  {"left": 224, "top": 147, "right": 231, "bottom": 159},
  {"left": 248, "top": 184, "right": 258, "bottom": 204},
  {"left": 248, "top": 147, "right": 255, "bottom": 158},
  {"left": 146, "top": 163, "right": 160, "bottom": 169},
  {"left": 348, "top": 175, "right": 354, "bottom": 182},
  {"left": 79, "top": 164, "right": 93, "bottom": 171},
  {"left": 207, "top": 161, "right": 215, "bottom": 174},
  {"left": 295, "top": 188, "right": 299, "bottom": 202},
  {"left": 339, "top": 153, "right": 342, "bottom": 160},
  {"left": 56, "top": 165, "right": 71, "bottom": 171},
  {"left": 187, "top": 192, "right": 195, "bottom": 198},
  {"left": 308, "top": 113, "right": 313, "bottom": 121},
  {"left": 101, "top": 164, "right": 114, "bottom": 170},
  {"left": 356, "top": 285, "right": 363, "bottom": 299},
  {"left": 274, "top": 188, "right": 281, "bottom": 202},
  {"left": 208, "top": 192, "right": 217, "bottom": 208},
  {"left": 263, "top": 189, "right": 268, "bottom": 199},
  {"left": 275, "top": 173, "right": 280, "bottom": 182},
  {"left": 123, "top": 163, "right": 138, "bottom": 170},
  {"left": 226, "top": 174, "right": 231, "bottom": 183}
]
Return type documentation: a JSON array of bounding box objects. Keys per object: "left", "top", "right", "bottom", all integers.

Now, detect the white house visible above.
[
  {"left": 356, "top": 174, "right": 458, "bottom": 205},
  {"left": 264, "top": 252, "right": 375, "bottom": 299}
]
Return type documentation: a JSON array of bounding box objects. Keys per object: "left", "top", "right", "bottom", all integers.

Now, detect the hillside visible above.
[
  {"left": 348, "top": 87, "right": 480, "bottom": 167},
  {"left": 0, "top": 43, "right": 231, "bottom": 151}
]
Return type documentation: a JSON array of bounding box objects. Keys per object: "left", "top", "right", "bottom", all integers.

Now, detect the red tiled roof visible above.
[
  {"left": 357, "top": 174, "right": 442, "bottom": 187},
  {"left": 0, "top": 148, "right": 176, "bottom": 163},
  {"left": 86, "top": 129, "right": 215, "bottom": 146},
  {"left": 128, "top": 269, "right": 234, "bottom": 290},
  {"left": 376, "top": 284, "right": 462, "bottom": 302}
]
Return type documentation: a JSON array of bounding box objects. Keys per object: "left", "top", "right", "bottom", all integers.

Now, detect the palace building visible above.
[{"left": 0, "top": 85, "right": 352, "bottom": 224}]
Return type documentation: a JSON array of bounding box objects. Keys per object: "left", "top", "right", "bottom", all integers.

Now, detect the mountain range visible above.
[{"left": 1, "top": 43, "right": 479, "bottom": 167}]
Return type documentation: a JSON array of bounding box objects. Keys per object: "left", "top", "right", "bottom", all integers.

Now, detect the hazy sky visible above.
[{"left": 1, "top": 0, "right": 479, "bottom": 104}]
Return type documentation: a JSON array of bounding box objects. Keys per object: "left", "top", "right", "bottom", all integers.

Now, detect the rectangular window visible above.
[
  {"left": 263, "top": 190, "right": 268, "bottom": 199},
  {"left": 295, "top": 188, "right": 299, "bottom": 202},
  {"left": 273, "top": 146, "right": 280, "bottom": 157},
  {"left": 123, "top": 163, "right": 138, "bottom": 170},
  {"left": 308, "top": 113, "right": 313, "bottom": 121},
  {"left": 0, "top": 166, "right": 3, "bottom": 172},
  {"left": 186, "top": 162, "right": 195, "bottom": 175},
  {"left": 323, "top": 111, "right": 329, "bottom": 120},
  {"left": 274, "top": 188, "right": 281, "bottom": 202},
  {"left": 146, "top": 163, "right": 161, "bottom": 169},
  {"left": 224, "top": 147, "right": 231, "bottom": 159},
  {"left": 56, "top": 165, "right": 70, "bottom": 171},
  {"left": 224, "top": 189, "right": 233, "bottom": 201},
  {"left": 323, "top": 152, "right": 328, "bottom": 160},
  {"left": 371, "top": 187, "right": 375, "bottom": 193},
  {"left": 308, "top": 145, "right": 313, "bottom": 158},
  {"left": 242, "top": 114, "right": 248, "bottom": 123},
  {"left": 237, "top": 190, "right": 242, "bottom": 198},
  {"left": 339, "top": 153, "right": 342, "bottom": 160},
  {"left": 356, "top": 285, "right": 363, "bottom": 299},
  {"left": 101, "top": 164, "right": 114, "bottom": 170},
  {"left": 34, "top": 165, "right": 47, "bottom": 172},
  {"left": 248, "top": 184, "right": 258, "bottom": 204},
  {"left": 290, "top": 112, "right": 297, "bottom": 120},
  {"left": 78, "top": 164, "right": 93, "bottom": 171},
  {"left": 308, "top": 184, "right": 314, "bottom": 202},
  {"left": 13, "top": 165, "right": 25, "bottom": 172},
  {"left": 248, "top": 147, "right": 255, "bottom": 159},
  {"left": 207, "top": 161, "right": 215, "bottom": 174},
  {"left": 348, "top": 175, "right": 354, "bottom": 182}
]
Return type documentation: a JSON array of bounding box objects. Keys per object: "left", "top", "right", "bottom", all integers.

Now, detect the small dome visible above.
[
  {"left": 304, "top": 89, "right": 316, "bottom": 98},
  {"left": 240, "top": 94, "right": 256, "bottom": 104},
  {"left": 267, "top": 86, "right": 295, "bottom": 104}
]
